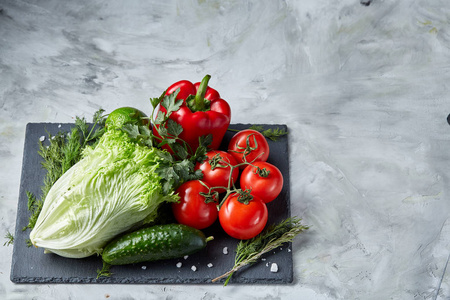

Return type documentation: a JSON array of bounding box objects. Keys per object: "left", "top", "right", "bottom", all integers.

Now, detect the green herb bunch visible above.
[
  {"left": 212, "top": 217, "right": 309, "bottom": 285},
  {"left": 23, "top": 110, "right": 106, "bottom": 245}
]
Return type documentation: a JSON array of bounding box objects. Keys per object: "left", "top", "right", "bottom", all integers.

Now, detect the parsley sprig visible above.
[{"left": 120, "top": 90, "right": 213, "bottom": 193}]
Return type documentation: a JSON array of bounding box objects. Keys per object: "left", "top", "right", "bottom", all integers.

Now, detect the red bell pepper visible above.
[{"left": 154, "top": 75, "right": 231, "bottom": 155}]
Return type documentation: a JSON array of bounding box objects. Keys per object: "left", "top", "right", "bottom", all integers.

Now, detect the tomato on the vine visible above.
[
  {"left": 195, "top": 150, "right": 239, "bottom": 193},
  {"left": 218, "top": 191, "right": 268, "bottom": 240},
  {"left": 240, "top": 161, "right": 283, "bottom": 203},
  {"left": 227, "top": 129, "right": 269, "bottom": 168},
  {"left": 172, "top": 180, "right": 218, "bottom": 230}
]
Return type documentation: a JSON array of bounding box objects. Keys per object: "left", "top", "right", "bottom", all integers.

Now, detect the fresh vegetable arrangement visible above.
[{"left": 21, "top": 75, "right": 308, "bottom": 284}]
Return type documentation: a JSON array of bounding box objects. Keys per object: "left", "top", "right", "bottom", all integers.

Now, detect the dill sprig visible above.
[
  {"left": 22, "top": 191, "right": 43, "bottom": 233},
  {"left": 22, "top": 109, "right": 106, "bottom": 240},
  {"left": 249, "top": 125, "right": 288, "bottom": 141},
  {"left": 4, "top": 230, "right": 14, "bottom": 246},
  {"left": 96, "top": 261, "right": 112, "bottom": 279},
  {"left": 212, "top": 217, "right": 309, "bottom": 285},
  {"left": 228, "top": 125, "right": 288, "bottom": 141}
]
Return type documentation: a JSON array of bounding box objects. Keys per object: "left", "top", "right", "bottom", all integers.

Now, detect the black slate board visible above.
[{"left": 11, "top": 123, "right": 291, "bottom": 284}]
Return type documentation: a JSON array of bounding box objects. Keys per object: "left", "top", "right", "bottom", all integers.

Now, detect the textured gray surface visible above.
[
  {"left": 2, "top": 0, "right": 450, "bottom": 299},
  {"left": 11, "top": 123, "right": 292, "bottom": 284}
]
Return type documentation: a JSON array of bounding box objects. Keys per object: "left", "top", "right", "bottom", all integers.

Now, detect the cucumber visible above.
[{"left": 102, "top": 224, "right": 213, "bottom": 265}]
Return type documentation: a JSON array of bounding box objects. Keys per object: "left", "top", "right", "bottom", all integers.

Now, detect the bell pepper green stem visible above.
[{"left": 194, "top": 74, "right": 211, "bottom": 111}]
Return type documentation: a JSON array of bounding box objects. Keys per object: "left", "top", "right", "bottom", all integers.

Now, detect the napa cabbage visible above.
[{"left": 29, "top": 129, "right": 179, "bottom": 258}]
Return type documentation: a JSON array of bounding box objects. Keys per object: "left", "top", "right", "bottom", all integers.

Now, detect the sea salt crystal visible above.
[
  {"left": 141, "top": 266, "right": 147, "bottom": 270},
  {"left": 270, "top": 263, "right": 278, "bottom": 273},
  {"left": 191, "top": 265, "right": 197, "bottom": 272},
  {"left": 58, "top": 124, "right": 62, "bottom": 128},
  {"left": 176, "top": 262, "right": 182, "bottom": 268},
  {"left": 288, "top": 248, "right": 291, "bottom": 252},
  {"left": 223, "top": 247, "right": 228, "bottom": 255},
  {"left": 261, "top": 258, "right": 266, "bottom": 261},
  {"left": 184, "top": 255, "right": 189, "bottom": 260},
  {"left": 207, "top": 263, "right": 213, "bottom": 268},
  {"left": 39, "top": 136, "right": 45, "bottom": 142}
]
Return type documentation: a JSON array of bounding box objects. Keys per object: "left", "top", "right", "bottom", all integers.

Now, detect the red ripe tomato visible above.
[
  {"left": 240, "top": 161, "right": 283, "bottom": 203},
  {"left": 172, "top": 180, "right": 218, "bottom": 230},
  {"left": 219, "top": 192, "right": 268, "bottom": 240},
  {"left": 195, "top": 150, "right": 239, "bottom": 193},
  {"left": 228, "top": 129, "right": 269, "bottom": 168}
]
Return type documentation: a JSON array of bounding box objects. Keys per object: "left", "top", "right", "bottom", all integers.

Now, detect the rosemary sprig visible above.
[{"left": 212, "top": 217, "right": 309, "bottom": 285}]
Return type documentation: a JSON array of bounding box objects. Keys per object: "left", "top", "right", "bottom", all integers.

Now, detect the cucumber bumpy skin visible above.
[{"left": 101, "top": 224, "right": 212, "bottom": 265}]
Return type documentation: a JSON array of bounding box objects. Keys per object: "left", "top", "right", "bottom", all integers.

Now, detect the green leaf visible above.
[
  {"left": 154, "top": 111, "right": 166, "bottom": 125},
  {"left": 173, "top": 159, "right": 195, "bottom": 180},
  {"left": 190, "top": 134, "right": 213, "bottom": 163},
  {"left": 161, "top": 89, "right": 183, "bottom": 116},
  {"left": 150, "top": 97, "right": 160, "bottom": 110},
  {"left": 157, "top": 126, "right": 169, "bottom": 139},
  {"left": 139, "top": 124, "right": 152, "bottom": 136},
  {"left": 121, "top": 124, "right": 154, "bottom": 148},
  {"left": 167, "top": 119, "right": 183, "bottom": 138},
  {"left": 155, "top": 154, "right": 201, "bottom": 194},
  {"left": 172, "top": 143, "right": 188, "bottom": 160},
  {"left": 156, "top": 151, "right": 174, "bottom": 163},
  {"left": 121, "top": 124, "right": 141, "bottom": 140},
  {"left": 150, "top": 90, "right": 166, "bottom": 110}
]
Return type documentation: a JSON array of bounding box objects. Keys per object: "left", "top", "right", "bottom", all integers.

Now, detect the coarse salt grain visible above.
[
  {"left": 141, "top": 266, "right": 147, "bottom": 270},
  {"left": 207, "top": 263, "right": 213, "bottom": 268},
  {"left": 270, "top": 263, "right": 278, "bottom": 273},
  {"left": 176, "top": 262, "right": 182, "bottom": 268},
  {"left": 39, "top": 136, "right": 45, "bottom": 142},
  {"left": 184, "top": 255, "right": 189, "bottom": 260},
  {"left": 223, "top": 247, "right": 228, "bottom": 255},
  {"left": 191, "top": 265, "right": 197, "bottom": 272}
]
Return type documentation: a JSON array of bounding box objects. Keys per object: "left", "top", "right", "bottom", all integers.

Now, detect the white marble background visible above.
[{"left": 1, "top": 0, "right": 450, "bottom": 299}]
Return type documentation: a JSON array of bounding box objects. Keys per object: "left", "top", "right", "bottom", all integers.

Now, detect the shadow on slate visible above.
[{"left": 11, "top": 123, "right": 292, "bottom": 284}]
